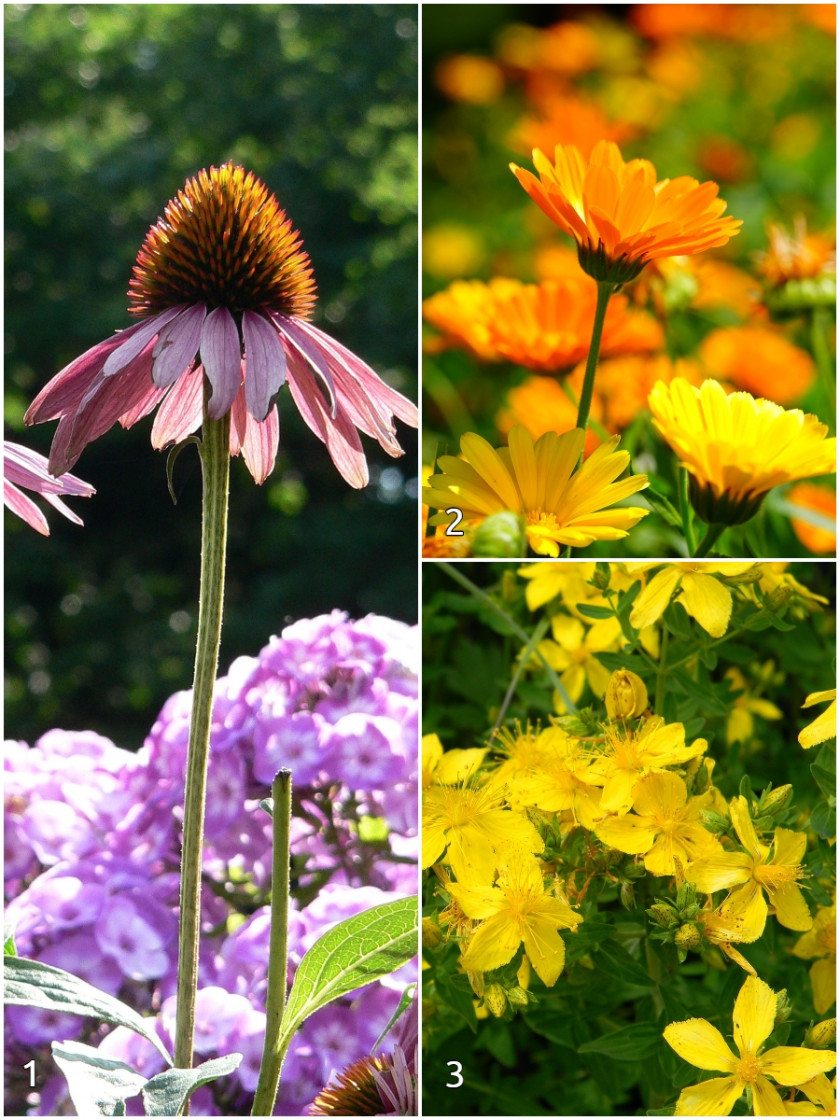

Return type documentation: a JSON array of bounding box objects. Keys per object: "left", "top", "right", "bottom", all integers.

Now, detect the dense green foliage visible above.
[{"left": 5, "top": 4, "right": 418, "bottom": 747}]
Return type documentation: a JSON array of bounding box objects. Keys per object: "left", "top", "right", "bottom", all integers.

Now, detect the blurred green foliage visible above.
[{"left": 5, "top": 3, "right": 418, "bottom": 748}]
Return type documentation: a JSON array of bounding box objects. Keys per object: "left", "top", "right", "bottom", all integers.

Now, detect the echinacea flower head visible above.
[
  {"left": 25, "top": 163, "right": 417, "bottom": 488},
  {"left": 448, "top": 847, "right": 583, "bottom": 987},
  {"left": 511, "top": 140, "right": 742, "bottom": 283},
  {"left": 423, "top": 426, "right": 649, "bottom": 558},
  {"left": 4, "top": 440, "right": 95, "bottom": 536},
  {"left": 648, "top": 379, "right": 836, "bottom": 527},
  {"left": 663, "top": 974, "right": 836, "bottom": 1116}
]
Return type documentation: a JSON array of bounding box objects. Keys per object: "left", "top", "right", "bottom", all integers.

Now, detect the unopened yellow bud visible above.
[
  {"left": 805, "top": 1018, "right": 836, "bottom": 1048},
  {"left": 507, "top": 986, "right": 530, "bottom": 1008},
  {"left": 774, "top": 989, "right": 792, "bottom": 1024},
  {"left": 761, "top": 784, "right": 793, "bottom": 815},
  {"left": 483, "top": 984, "right": 507, "bottom": 1018},
  {"left": 422, "top": 917, "right": 442, "bottom": 948},
  {"left": 674, "top": 923, "right": 701, "bottom": 950},
  {"left": 605, "top": 670, "right": 648, "bottom": 720}
]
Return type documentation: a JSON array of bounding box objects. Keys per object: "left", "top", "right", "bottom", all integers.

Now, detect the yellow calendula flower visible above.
[
  {"left": 448, "top": 847, "right": 583, "bottom": 987},
  {"left": 663, "top": 974, "right": 837, "bottom": 1116},
  {"left": 798, "top": 690, "right": 837, "bottom": 749},
  {"left": 423, "top": 426, "right": 649, "bottom": 557},
  {"left": 687, "top": 796, "right": 812, "bottom": 932},
  {"left": 594, "top": 770, "right": 724, "bottom": 876},
  {"left": 792, "top": 904, "right": 836, "bottom": 1015},
  {"left": 422, "top": 782, "right": 544, "bottom": 884},
  {"left": 627, "top": 561, "right": 758, "bottom": 638},
  {"left": 421, "top": 733, "right": 487, "bottom": 789},
  {"left": 581, "top": 715, "right": 708, "bottom": 815}
]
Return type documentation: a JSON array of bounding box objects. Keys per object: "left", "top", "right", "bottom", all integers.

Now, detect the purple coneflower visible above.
[
  {"left": 24, "top": 163, "right": 417, "bottom": 487},
  {"left": 4, "top": 440, "right": 95, "bottom": 535}
]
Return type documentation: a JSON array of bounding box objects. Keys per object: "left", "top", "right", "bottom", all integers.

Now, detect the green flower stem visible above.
[
  {"left": 559, "top": 378, "right": 613, "bottom": 443},
  {"left": 174, "top": 406, "right": 230, "bottom": 1081},
  {"left": 654, "top": 627, "right": 670, "bottom": 717},
  {"left": 693, "top": 522, "right": 725, "bottom": 558},
  {"left": 811, "top": 305, "right": 836, "bottom": 421},
  {"left": 252, "top": 769, "right": 293, "bottom": 1118},
  {"left": 679, "top": 468, "right": 697, "bottom": 556},
  {"left": 575, "top": 280, "right": 614, "bottom": 439},
  {"left": 439, "top": 562, "right": 577, "bottom": 713}
]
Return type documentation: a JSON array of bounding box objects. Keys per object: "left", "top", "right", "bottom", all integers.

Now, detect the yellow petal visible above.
[
  {"left": 595, "top": 812, "right": 659, "bottom": 855},
  {"left": 674, "top": 1076, "right": 744, "bottom": 1116},
  {"left": 663, "top": 1018, "right": 739, "bottom": 1072},
  {"left": 687, "top": 852, "right": 754, "bottom": 894},
  {"left": 679, "top": 572, "right": 734, "bottom": 638},
  {"left": 629, "top": 566, "right": 682, "bottom": 631},
  {"left": 771, "top": 883, "right": 813, "bottom": 932},
  {"left": 522, "top": 917, "right": 566, "bottom": 987},
  {"left": 421, "top": 733, "right": 444, "bottom": 787},
  {"left": 750, "top": 1074, "right": 788, "bottom": 1116},
  {"left": 730, "top": 795, "right": 766, "bottom": 860},
  {"left": 798, "top": 701, "right": 837, "bottom": 749},
  {"left": 809, "top": 958, "right": 836, "bottom": 1016},
  {"left": 459, "top": 912, "right": 522, "bottom": 973},
  {"left": 733, "top": 975, "right": 777, "bottom": 1057},
  {"left": 759, "top": 1046, "right": 837, "bottom": 1086},
  {"left": 460, "top": 431, "right": 522, "bottom": 511},
  {"left": 434, "top": 747, "right": 488, "bottom": 785}
]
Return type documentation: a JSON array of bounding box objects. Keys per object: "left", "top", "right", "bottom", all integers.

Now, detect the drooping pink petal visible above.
[
  {"left": 24, "top": 330, "right": 137, "bottom": 425},
  {"left": 151, "top": 364, "right": 204, "bottom": 449},
  {"left": 4, "top": 479, "right": 50, "bottom": 534},
  {"left": 285, "top": 361, "right": 368, "bottom": 488},
  {"left": 4, "top": 443, "right": 94, "bottom": 497},
  {"left": 200, "top": 307, "right": 242, "bottom": 419},
  {"left": 242, "top": 310, "right": 287, "bottom": 422},
  {"left": 151, "top": 304, "right": 207, "bottom": 388},
  {"left": 103, "top": 307, "right": 184, "bottom": 376},
  {"left": 240, "top": 402, "right": 280, "bottom": 485},
  {"left": 271, "top": 313, "right": 337, "bottom": 418}
]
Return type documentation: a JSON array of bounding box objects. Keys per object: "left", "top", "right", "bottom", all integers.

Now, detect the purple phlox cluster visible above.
[{"left": 6, "top": 611, "right": 417, "bottom": 1116}]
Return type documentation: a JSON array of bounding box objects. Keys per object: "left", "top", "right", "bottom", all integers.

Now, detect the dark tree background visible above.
[{"left": 5, "top": 4, "right": 419, "bottom": 749}]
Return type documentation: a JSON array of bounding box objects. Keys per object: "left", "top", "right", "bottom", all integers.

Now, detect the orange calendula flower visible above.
[
  {"left": 687, "top": 795, "right": 812, "bottom": 933},
  {"left": 648, "top": 378, "right": 836, "bottom": 527},
  {"left": 423, "top": 426, "right": 649, "bottom": 557},
  {"left": 510, "top": 140, "right": 742, "bottom": 283},
  {"left": 448, "top": 847, "right": 583, "bottom": 987},
  {"left": 757, "top": 216, "right": 836, "bottom": 287},
  {"left": 663, "top": 974, "right": 836, "bottom": 1116},
  {"left": 594, "top": 771, "right": 724, "bottom": 876},
  {"left": 699, "top": 326, "right": 815, "bottom": 406},
  {"left": 787, "top": 484, "right": 837, "bottom": 555},
  {"left": 422, "top": 277, "right": 662, "bottom": 370}
]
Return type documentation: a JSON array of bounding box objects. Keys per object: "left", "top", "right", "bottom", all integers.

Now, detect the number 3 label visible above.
[
  {"left": 445, "top": 1060, "right": 463, "bottom": 1088},
  {"left": 444, "top": 507, "right": 464, "bottom": 537}
]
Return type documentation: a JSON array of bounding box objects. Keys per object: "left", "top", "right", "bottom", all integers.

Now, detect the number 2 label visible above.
[{"left": 444, "top": 508, "right": 464, "bottom": 537}]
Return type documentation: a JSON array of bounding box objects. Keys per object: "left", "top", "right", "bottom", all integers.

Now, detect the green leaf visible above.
[
  {"left": 643, "top": 487, "right": 684, "bottom": 530},
  {"left": 142, "top": 1054, "right": 242, "bottom": 1116},
  {"left": 278, "top": 896, "right": 417, "bottom": 1049},
  {"left": 575, "top": 603, "right": 615, "bottom": 620},
  {"left": 372, "top": 983, "right": 416, "bottom": 1053},
  {"left": 4, "top": 920, "right": 16, "bottom": 957},
  {"left": 811, "top": 744, "right": 836, "bottom": 800},
  {"left": 4, "top": 957, "right": 172, "bottom": 1065},
  {"left": 662, "top": 601, "right": 692, "bottom": 639},
  {"left": 578, "top": 1021, "right": 663, "bottom": 1060},
  {"left": 52, "top": 1041, "right": 147, "bottom": 1117},
  {"left": 594, "top": 940, "right": 654, "bottom": 988},
  {"left": 809, "top": 800, "right": 836, "bottom": 839}
]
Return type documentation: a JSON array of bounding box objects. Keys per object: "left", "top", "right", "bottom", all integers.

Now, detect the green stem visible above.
[
  {"left": 811, "top": 306, "right": 836, "bottom": 423},
  {"left": 654, "top": 627, "right": 669, "bottom": 717},
  {"left": 678, "top": 468, "right": 696, "bottom": 556},
  {"left": 693, "top": 522, "right": 725, "bottom": 558},
  {"left": 252, "top": 769, "right": 293, "bottom": 1117},
  {"left": 576, "top": 281, "right": 614, "bottom": 438},
  {"left": 174, "top": 406, "right": 230, "bottom": 1082}
]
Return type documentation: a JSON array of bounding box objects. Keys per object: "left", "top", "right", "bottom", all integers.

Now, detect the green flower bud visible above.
[
  {"left": 647, "top": 903, "right": 677, "bottom": 928},
  {"left": 760, "top": 784, "right": 793, "bottom": 815},
  {"left": 700, "top": 810, "right": 731, "bottom": 834},
  {"left": 507, "top": 986, "right": 530, "bottom": 1008},
  {"left": 422, "top": 917, "right": 442, "bottom": 948},
  {"left": 472, "top": 511, "right": 526, "bottom": 558},
  {"left": 483, "top": 984, "right": 508, "bottom": 1018},
  {"left": 774, "top": 989, "right": 792, "bottom": 1024},
  {"left": 620, "top": 882, "right": 636, "bottom": 911},
  {"left": 674, "top": 923, "right": 701, "bottom": 951}
]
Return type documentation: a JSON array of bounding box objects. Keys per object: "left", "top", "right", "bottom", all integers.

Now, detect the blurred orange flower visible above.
[
  {"left": 423, "top": 277, "right": 662, "bottom": 370},
  {"left": 511, "top": 94, "right": 637, "bottom": 161},
  {"left": 435, "top": 54, "right": 505, "bottom": 105},
  {"left": 787, "top": 483, "right": 837, "bottom": 554},
  {"left": 699, "top": 326, "right": 815, "bottom": 405},
  {"left": 756, "top": 216, "right": 836, "bottom": 286},
  {"left": 497, "top": 369, "right": 604, "bottom": 457},
  {"left": 496, "top": 20, "right": 600, "bottom": 76},
  {"left": 511, "top": 141, "right": 742, "bottom": 283},
  {"left": 632, "top": 4, "right": 795, "bottom": 42}
]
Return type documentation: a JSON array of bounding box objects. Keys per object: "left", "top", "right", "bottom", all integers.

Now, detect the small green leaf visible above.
[
  {"left": 4, "top": 920, "right": 16, "bottom": 957},
  {"left": 811, "top": 744, "right": 836, "bottom": 799},
  {"left": 643, "top": 488, "right": 684, "bottom": 530},
  {"left": 278, "top": 896, "right": 417, "bottom": 1050},
  {"left": 142, "top": 1054, "right": 242, "bottom": 1116},
  {"left": 51, "top": 1041, "right": 147, "bottom": 1117},
  {"left": 371, "top": 983, "right": 416, "bottom": 1053},
  {"left": 809, "top": 800, "right": 836, "bottom": 839},
  {"left": 578, "top": 1021, "right": 662, "bottom": 1059},
  {"left": 4, "top": 957, "right": 172, "bottom": 1066},
  {"left": 575, "top": 603, "right": 615, "bottom": 620},
  {"left": 594, "top": 940, "right": 654, "bottom": 988}
]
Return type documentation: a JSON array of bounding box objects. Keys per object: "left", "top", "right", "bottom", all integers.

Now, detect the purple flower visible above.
[
  {"left": 253, "top": 710, "right": 332, "bottom": 787},
  {"left": 24, "top": 165, "right": 416, "bottom": 488},
  {"left": 3, "top": 440, "right": 94, "bottom": 535},
  {"left": 328, "top": 714, "right": 406, "bottom": 791}
]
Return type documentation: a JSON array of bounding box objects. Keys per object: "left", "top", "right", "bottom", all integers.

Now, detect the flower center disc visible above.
[{"left": 128, "top": 162, "right": 317, "bottom": 319}]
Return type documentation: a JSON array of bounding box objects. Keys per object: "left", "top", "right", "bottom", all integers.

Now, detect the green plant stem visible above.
[
  {"left": 693, "top": 522, "right": 725, "bottom": 558},
  {"left": 559, "top": 378, "right": 612, "bottom": 443},
  {"left": 438, "top": 562, "right": 577, "bottom": 713},
  {"left": 678, "top": 468, "right": 696, "bottom": 556},
  {"left": 654, "top": 627, "right": 669, "bottom": 717},
  {"left": 252, "top": 769, "right": 293, "bottom": 1117},
  {"left": 811, "top": 305, "right": 836, "bottom": 421},
  {"left": 576, "top": 280, "right": 614, "bottom": 438},
  {"left": 174, "top": 407, "right": 230, "bottom": 1084}
]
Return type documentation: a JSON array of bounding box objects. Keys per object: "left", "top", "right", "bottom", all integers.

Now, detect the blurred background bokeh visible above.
[
  {"left": 5, "top": 3, "right": 418, "bottom": 748},
  {"left": 422, "top": 3, "right": 836, "bottom": 559}
]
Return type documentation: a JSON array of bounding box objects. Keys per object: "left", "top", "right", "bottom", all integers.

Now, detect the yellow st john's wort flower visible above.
[
  {"left": 447, "top": 848, "right": 583, "bottom": 987},
  {"left": 798, "top": 690, "right": 836, "bottom": 749},
  {"left": 663, "top": 974, "right": 837, "bottom": 1116},
  {"left": 421, "top": 733, "right": 487, "bottom": 789},
  {"left": 511, "top": 725, "right": 605, "bottom": 831},
  {"left": 580, "top": 715, "right": 708, "bottom": 815},
  {"left": 517, "top": 561, "right": 597, "bottom": 610},
  {"left": 594, "top": 770, "right": 724, "bottom": 876},
  {"left": 725, "top": 666, "right": 783, "bottom": 746},
  {"left": 423, "top": 426, "right": 649, "bottom": 557},
  {"left": 687, "top": 795, "right": 812, "bottom": 932},
  {"left": 648, "top": 378, "right": 837, "bottom": 527},
  {"left": 784, "top": 1072, "right": 836, "bottom": 1115},
  {"left": 792, "top": 904, "right": 836, "bottom": 1016},
  {"left": 422, "top": 782, "right": 544, "bottom": 885},
  {"left": 535, "top": 612, "right": 623, "bottom": 709},
  {"left": 627, "top": 561, "right": 758, "bottom": 638}
]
